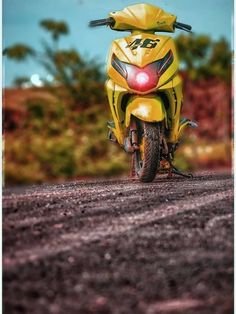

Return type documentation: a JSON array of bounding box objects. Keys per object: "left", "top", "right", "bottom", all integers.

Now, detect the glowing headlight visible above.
[
  {"left": 136, "top": 72, "right": 150, "bottom": 85},
  {"left": 111, "top": 50, "right": 174, "bottom": 92}
]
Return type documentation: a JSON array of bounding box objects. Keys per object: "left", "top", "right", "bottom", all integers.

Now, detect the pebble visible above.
[
  {"left": 68, "top": 256, "right": 75, "bottom": 263},
  {"left": 53, "top": 223, "right": 63, "bottom": 229},
  {"left": 104, "top": 253, "right": 111, "bottom": 261}
]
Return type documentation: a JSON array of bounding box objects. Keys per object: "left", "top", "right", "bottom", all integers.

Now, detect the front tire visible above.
[{"left": 132, "top": 120, "right": 161, "bottom": 182}]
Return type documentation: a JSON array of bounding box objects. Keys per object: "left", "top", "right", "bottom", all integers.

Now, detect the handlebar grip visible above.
[
  {"left": 174, "top": 22, "right": 192, "bottom": 32},
  {"left": 175, "top": 22, "right": 192, "bottom": 31},
  {"left": 89, "top": 17, "right": 115, "bottom": 28}
]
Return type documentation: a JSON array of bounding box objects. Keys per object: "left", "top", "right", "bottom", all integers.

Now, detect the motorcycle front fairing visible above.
[
  {"left": 106, "top": 32, "right": 184, "bottom": 145},
  {"left": 90, "top": 3, "right": 194, "bottom": 180}
]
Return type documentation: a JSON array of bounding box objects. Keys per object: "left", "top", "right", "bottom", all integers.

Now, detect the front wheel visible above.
[{"left": 131, "top": 120, "right": 161, "bottom": 182}]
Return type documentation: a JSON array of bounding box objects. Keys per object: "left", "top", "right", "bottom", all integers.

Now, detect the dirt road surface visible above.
[{"left": 3, "top": 172, "right": 233, "bottom": 314}]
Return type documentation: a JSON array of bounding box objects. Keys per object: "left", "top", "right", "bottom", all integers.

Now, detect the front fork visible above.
[{"left": 123, "top": 117, "right": 139, "bottom": 153}]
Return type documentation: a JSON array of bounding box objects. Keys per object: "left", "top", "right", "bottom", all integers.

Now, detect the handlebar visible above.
[
  {"left": 89, "top": 18, "right": 115, "bottom": 28},
  {"left": 89, "top": 18, "right": 192, "bottom": 33},
  {"left": 174, "top": 22, "right": 192, "bottom": 33}
]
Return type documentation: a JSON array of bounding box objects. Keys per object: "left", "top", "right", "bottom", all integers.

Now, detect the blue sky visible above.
[{"left": 3, "top": 0, "right": 233, "bottom": 87}]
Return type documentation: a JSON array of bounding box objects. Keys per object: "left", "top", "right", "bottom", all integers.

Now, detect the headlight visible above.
[{"left": 111, "top": 50, "right": 173, "bottom": 92}]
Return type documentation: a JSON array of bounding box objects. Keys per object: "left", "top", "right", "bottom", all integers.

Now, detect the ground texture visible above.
[{"left": 3, "top": 172, "right": 233, "bottom": 314}]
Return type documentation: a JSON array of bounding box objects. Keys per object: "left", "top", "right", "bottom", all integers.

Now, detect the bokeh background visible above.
[{"left": 3, "top": 0, "right": 233, "bottom": 184}]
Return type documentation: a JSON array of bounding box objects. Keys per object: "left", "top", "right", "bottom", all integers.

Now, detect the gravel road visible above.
[{"left": 3, "top": 172, "right": 233, "bottom": 314}]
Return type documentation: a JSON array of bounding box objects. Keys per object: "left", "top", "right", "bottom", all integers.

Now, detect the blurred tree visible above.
[
  {"left": 3, "top": 19, "right": 106, "bottom": 107},
  {"left": 208, "top": 38, "right": 232, "bottom": 83},
  {"left": 40, "top": 20, "right": 69, "bottom": 41},
  {"left": 175, "top": 34, "right": 232, "bottom": 83},
  {"left": 13, "top": 76, "right": 31, "bottom": 88},
  {"left": 3, "top": 44, "right": 35, "bottom": 61}
]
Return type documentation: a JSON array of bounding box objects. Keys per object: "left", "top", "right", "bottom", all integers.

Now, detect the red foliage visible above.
[{"left": 181, "top": 73, "right": 232, "bottom": 140}]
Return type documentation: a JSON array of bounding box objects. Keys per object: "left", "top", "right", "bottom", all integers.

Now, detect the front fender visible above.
[{"left": 125, "top": 95, "right": 166, "bottom": 127}]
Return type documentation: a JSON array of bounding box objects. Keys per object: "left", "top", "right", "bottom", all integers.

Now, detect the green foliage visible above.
[
  {"left": 24, "top": 97, "right": 67, "bottom": 133},
  {"left": 40, "top": 19, "right": 69, "bottom": 41},
  {"left": 4, "top": 98, "right": 129, "bottom": 184},
  {"left": 175, "top": 34, "right": 232, "bottom": 83},
  {"left": 208, "top": 38, "right": 232, "bottom": 83},
  {"left": 3, "top": 44, "right": 35, "bottom": 61},
  {"left": 54, "top": 50, "right": 83, "bottom": 68},
  {"left": 13, "top": 76, "right": 31, "bottom": 87}
]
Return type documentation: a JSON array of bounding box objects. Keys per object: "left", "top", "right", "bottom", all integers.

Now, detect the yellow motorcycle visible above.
[{"left": 90, "top": 3, "right": 197, "bottom": 182}]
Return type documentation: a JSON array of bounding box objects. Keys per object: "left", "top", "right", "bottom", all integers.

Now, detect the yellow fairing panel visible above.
[
  {"left": 159, "top": 74, "right": 184, "bottom": 143},
  {"left": 125, "top": 95, "right": 166, "bottom": 127},
  {"left": 106, "top": 79, "right": 127, "bottom": 145},
  {"left": 107, "top": 34, "right": 179, "bottom": 94},
  {"left": 109, "top": 3, "right": 176, "bottom": 32}
]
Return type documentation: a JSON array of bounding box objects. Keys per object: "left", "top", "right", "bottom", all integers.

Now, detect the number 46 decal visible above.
[{"left": 126, "top": 38, "right": 160, "bottom": 50}]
